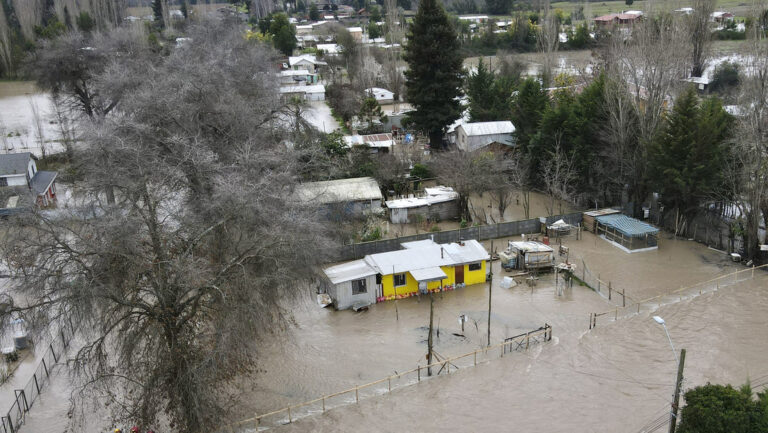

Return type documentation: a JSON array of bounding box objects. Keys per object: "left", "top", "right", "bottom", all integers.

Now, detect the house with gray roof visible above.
[
  {"left": 0, "top": 152, "right": 58, "bottom": 210},
  {"left": 456, "top": 121, "right": 516, "bottom": 152}
]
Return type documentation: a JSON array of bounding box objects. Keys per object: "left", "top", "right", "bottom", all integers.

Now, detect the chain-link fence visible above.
[
  {"left": 228, "top": 325, "right": 553, "bottom": 432},
  {"left": 1, "top": 318, "right": 76, "bottom": 433}
]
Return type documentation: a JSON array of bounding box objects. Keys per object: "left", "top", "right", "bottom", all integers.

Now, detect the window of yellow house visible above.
[
  {"left": 394, "top": 273, "right": 407, "bottom": 287},
  {"left": 468, "top": 262, "right": 482, "bottom": 271}
]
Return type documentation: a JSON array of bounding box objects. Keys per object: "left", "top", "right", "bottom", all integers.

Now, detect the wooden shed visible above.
[{"left": 583, "top": 208, "right": 621, "bottom": 233}]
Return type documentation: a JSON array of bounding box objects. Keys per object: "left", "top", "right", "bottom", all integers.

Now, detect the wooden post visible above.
[
  {"left": 669, "top": 349, "right": 686, "bottom": 433},
  {"left": 589, "top": 313, "right": 593, "bottom": 330},
  {"left": 615, "top": 307, "right": 618, "bottom": 320},
  {"left": 622, "top": 289, "right": 626, "bottom": 307},
  {"left": 608, "top": 282, "right": 612, "bottom": 300},
  {"left": 355, "top": 386, "right": 359, "bottom": 403},
  {"left": 288, "top": 406, "right": 292, "bottom": 423},
  {"left": 418, "top": 365, "right": 421, "bottom": 382},
  {"left": 428, "top": 292, "right": 434, "bottom": 377},
  {"left": 487, "top": 241, "right": 493, "bottom": 347},
  {"left": 322, "top": 397, "right": 325, "bottom": 412},
  {"left": 33, "top": 373, "right": 40, "bottom": 394},
  {"left": 474, "top": 351, "right": 477, "bottom": 366},
  {"left": 525, "top": 333, "right": 530, "bottom": 349}
]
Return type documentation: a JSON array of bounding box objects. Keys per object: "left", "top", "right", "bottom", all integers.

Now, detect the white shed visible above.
[
  {"left": 323, "top": 259, "right": 379, "bottom": 310},
  {"left": 456, "top": 121, "right": 516, "bottom": 152},
  {"left": 280, "top": 84, "right": 326, "bottom": 101},
  {"left": 365, "top": 87, "right": 395, "bottom": 104}
]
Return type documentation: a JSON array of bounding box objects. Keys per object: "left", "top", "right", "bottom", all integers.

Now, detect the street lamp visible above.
[
  {"left": 652, "top": 315, "right": 686, "bottom": 433},
  {"left": 653, "top": 316, "right": 678, "bottom": 364}
]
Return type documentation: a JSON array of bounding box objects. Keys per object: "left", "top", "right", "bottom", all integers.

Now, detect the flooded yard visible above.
[
  {"left": 225, "top": 229, "right": 756, "bottom": 430},
  {"left": 0, "top": 81, "right": 65, "bottom": 157}
]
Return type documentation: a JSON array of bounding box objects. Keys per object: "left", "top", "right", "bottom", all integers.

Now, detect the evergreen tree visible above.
[
  {"left": 485, "top": 0, "right": 511, "bottom": 15},
  {"left": 309, "top": 3, "right": 320, "bottom": 20},
  {"left": 181, "top": 1, "right": 189, "bottom": 19},
  {"left": 679, "top": 383, "right": 768, "bottom": 433},
  {"left": 511, "top": 77, "right": 548, "bottom": 155},
  {"left": 649, "top": 86, "right": 732, "bottom": 231},
  {"left": 467, "top": 58, "right": 514, "bottom": 122},
  {"left": 270, "top": 13, "right": 297, "bottom": 56},
  {"left": 152, "top": 0, "right": 164, "bottom": 28},
  {"left": 403, "top": 0, "right": 464, "bottom": 148}
]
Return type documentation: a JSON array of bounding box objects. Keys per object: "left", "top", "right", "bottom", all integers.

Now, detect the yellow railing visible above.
[
  {"left": 227, "top": 325, "right": 553, "bottom": 432},
  {"left": 588, "top": 264, "right": 768, "bottom": 329}
]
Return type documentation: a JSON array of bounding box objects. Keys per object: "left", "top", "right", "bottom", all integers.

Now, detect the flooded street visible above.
[{"left": 227, "top": 230, "right": 762, "bottom": 432}]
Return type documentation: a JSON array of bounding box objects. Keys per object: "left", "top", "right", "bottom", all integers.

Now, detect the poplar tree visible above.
[{"left": 403, "top": 0, "right": 463, "bottom": 148}]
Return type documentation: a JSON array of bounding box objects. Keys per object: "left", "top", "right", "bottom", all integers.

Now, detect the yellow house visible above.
[{"left": 323, "top": 239, "right": 490, "bottom": 309}]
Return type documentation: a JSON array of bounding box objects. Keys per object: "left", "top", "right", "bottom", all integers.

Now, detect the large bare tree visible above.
[
  {"left": 688, "top": 0, "right": 715, "bottom": 77},
  {"left": 1, "top": 21, "right": 332, "bottom": 433}
]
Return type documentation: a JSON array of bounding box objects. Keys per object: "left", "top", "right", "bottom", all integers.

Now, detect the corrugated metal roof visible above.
[
  {"left": 324, "top": 259, "right": 377, "bottom": 284},
  {"left": 344, "top": 133, "right": 394, "bottom": 148},
  {"left": 385, "top": 186, "right": 458, "bottom": 209},
  {"left": 401, "top": 239, "right": 438, "bottom": 249},
  {"left": 459, "top": 121, "right": 515, "bottom": 136},
  {"left": 295, "top": 177, "right": 382, "bottom": 204},
  {"left": 584, "top": 208, "right": 621, "bottom": 217},
  {"left": 29, "top": 171, "right": 57, "bottom": 195},
  {"left": 510, "top": 241, "right": 554, "bottom": 253},
  {"left": 410, "top": 267, "right": 448, "bottom": 282},
  {"left": 595, "top": 214, "right": 660, "bottom": 237},
  {"left": 279, "top": 84, "right": 325, "bottom": 94},
  {"left": 363, "top": 239, "right": 489, "bottom": 275}
]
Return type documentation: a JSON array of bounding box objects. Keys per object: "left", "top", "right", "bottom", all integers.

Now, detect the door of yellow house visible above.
[{"left": 455, "top": 265, "right": 464, "bottom": 284}]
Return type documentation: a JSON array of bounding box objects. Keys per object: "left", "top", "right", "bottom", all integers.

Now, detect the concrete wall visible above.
[{"left": 1, "top": 174, "right": 27, "bottom": 187}]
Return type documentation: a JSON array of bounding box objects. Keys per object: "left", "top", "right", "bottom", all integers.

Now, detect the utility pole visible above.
[
  {"left": 427, "top": 291, "right": 434, "bottom": 376},
  {"left": 487, "top": 240, "right": 493, "bottom": 346},
  {"left": 669, "top": 348, "right": 686, "bottom": 433}
]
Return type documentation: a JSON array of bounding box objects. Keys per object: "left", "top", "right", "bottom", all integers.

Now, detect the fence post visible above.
[
  {"left": 287, "top": 406, "right": 291, "bottom": 423},
  {"left": 474, "top": 351, "right": 477, "bottom": 366},
  {"left": 41, "top": 359, "right": 49, "bottom": 377},
  {"left": 622, "top": 289, "right": 626, "bottom": 307},
  {"left": 526, "top": 333, "right": 530, "bottom": 349},
  {"left": 589, "top": 313, "right": 592, "bottom": 330},
  {"left": 615, "top": 307, "right": 618, "bottom": 321},
  {"left": 355, "top": 386, "right": 359, "bottom": 403},
  {"left": 388, "top": 377, "right": 391, "bottom": 392},
  {"left": 322, "top": 396, "right": 325, "bottom": 412},
  {"left": 33, "top": 373, "right": 40, "bottom": 395},
  {"left": 61, "top": 329, "right": 67, "bottom": 349},
  {"left": 417, "top": 365, "right": 421, "bottom": 382},
  {"left": 608, "top": 282, "right": 612, "bottom": 300},
  {"left": 6, "top": 415, "right": 14, "bottom": 433}
]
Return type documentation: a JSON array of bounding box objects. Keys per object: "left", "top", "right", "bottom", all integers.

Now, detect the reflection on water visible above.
[{"left": 0, "top": 81, "right": 60, "bottom": 157}]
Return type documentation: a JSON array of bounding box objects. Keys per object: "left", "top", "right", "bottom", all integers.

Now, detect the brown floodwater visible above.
[
  {"left": 12, "top": 231, "right": 765, "bottom": 433},
  {"left": 0, "top": 81, "right": 60, "bottom": 156}
]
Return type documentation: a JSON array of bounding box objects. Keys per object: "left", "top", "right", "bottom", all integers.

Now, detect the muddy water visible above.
[
  {"left": 231, "top": 231, "right": 751, "bottom": 425},
  {"left": 0, "top": 81, "right": 61, "bottom": 157},
  {"left": 273, "top": 267, "right": 768, "bottom": 432}
]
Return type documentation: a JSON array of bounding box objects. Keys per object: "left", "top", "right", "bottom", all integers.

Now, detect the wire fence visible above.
[
  {"left": 1, "top": 318, "right": 76, "bottom": 433},
  {"left": 227, "top": 325, "right": 553, "bottom": 432},
  {"left": 577, "top": 258, "right": 635, "bottom": 308},
  {"left": 586, "top": 264, "right": 768, "bottom": 331}
]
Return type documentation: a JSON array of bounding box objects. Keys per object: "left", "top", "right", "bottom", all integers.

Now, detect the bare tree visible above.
[
  {"left": 508, "top": 151, "right": 532, "bottom": 218},
  {"left": 0, "top": 21, "right": 332, "bottom": 433},
  {"left": 537, "top": 0, "right": 560, "bottom": 86},
  {"left": 688, "top": 0, "right": 715, "bottom": 77},
  {"left": 50, "top": 93, "right": 77, "bottom": 160},
  {"left": 0, "top": 5, "right": 12, "bottom": 76},
  {"left": 28, "top": 98, "right": 47, "bottom": 160},
  {"left": 11, "top": 0, "right": 43, "bottom": 42},
  {"left": 431, "top": 151, "right": 496, "bottom": 222},
  {"left": 731, "top": 6, "right": 768, "bottom": 259},
  {"left": 542, "top": 138, "right": 576, "bottom": 216}
]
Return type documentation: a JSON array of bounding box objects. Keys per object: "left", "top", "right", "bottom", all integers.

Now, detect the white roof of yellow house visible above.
[{"left": 363, "top": 239, "right": 489, "bottom": 275}]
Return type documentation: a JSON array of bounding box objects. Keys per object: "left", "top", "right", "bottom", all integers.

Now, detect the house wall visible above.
[
  {"left": 388, "top": 200, "right": 460, "bottom": 224},
  {"left": 1, "top": 174, "right": 27, "bottom": 187},
  {"left": 380, "top": 260, "right": 486, "bottom": 298},
  {"left": 27, "top": 159, "right": 37, "bottom": 180},
  {"left": 330, "top": 274, "right": 378, "bottom": 310},
  {"left": 456, "top": 129, "right": 514, "bottom": 152}
]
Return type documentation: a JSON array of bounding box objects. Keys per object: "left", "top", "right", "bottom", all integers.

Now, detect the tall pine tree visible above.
[
  {"left": 403, "top": 0, "right": 463, "bottom": 148},
  {"left": 649, "top": 86, "right": 732, "bottom": 233},
  {"left": 152, "top": 0, "right": 164, "bottom": 28}
]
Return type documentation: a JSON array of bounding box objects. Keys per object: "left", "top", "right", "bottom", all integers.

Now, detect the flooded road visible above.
[{"left": 229, "top": 230, "right": 755, "bottom": 429}]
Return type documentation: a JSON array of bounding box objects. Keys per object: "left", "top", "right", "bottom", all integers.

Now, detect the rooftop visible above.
[
  {"left": 279, "top": 84, "right": 325, "bottom": 94},
  {"left": 510, "top": 241, "right": 554, "bottom": 253},
  {"left": 595, "top": 214, "right": 660, "bottom": 237},
  {"left": 385, "top": 186, "right": 458, "bottom": 209},
  {"left": 295, "top": 177, "right": 382, "bottom": 205},
  {"left": 344, "top": 133, "right": 394, "bottom": 149},
  {"left": 324, "top": 259, "right": 378, "bottom": 284},
  {"left": 29, "top": 171, "right": 57, "bottom": 195},
  {"left": 364, "top": 239, "right": 489, "bottom": 275},
  {"left": 459, "top": 121, "right": 516, "bottom": 136},
  {"left": 0, "top": 152, "right": 32, "bottom": 177}
]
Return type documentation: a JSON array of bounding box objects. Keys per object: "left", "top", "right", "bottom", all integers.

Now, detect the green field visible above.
[{"left": 550, "top": 0, "right": 755, "bottom": 18}]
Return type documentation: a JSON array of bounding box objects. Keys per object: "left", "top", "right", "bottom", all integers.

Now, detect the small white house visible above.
[
  {"left": 294, "top": 177, "right": 383, "bottom": 217},
  {"left": 322, "top": 259, "right": 379, "bottom": 310},
  {"left": 288, "top": 54, "right": 327, "bottom": 74},
  {"left": 455, "top": 121, "right": 516, "bottom": 152},
  {"left": 278, "top": 69, "right": 318, "bottom": 85},
  {"left": 280, "top": 84, "right": 325, "bottom": 101},
  {"left": 0, "top": 152, "right": 58, "bottom": 207},
  {"left": 365, "top": 87, "right": 395, "bottom": 104},
  {"left": 385, "top": 186, "right": 460, "bottom": 224},
  {"left": 347, "top": 27, "right": 363, "bottom": 41}
]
